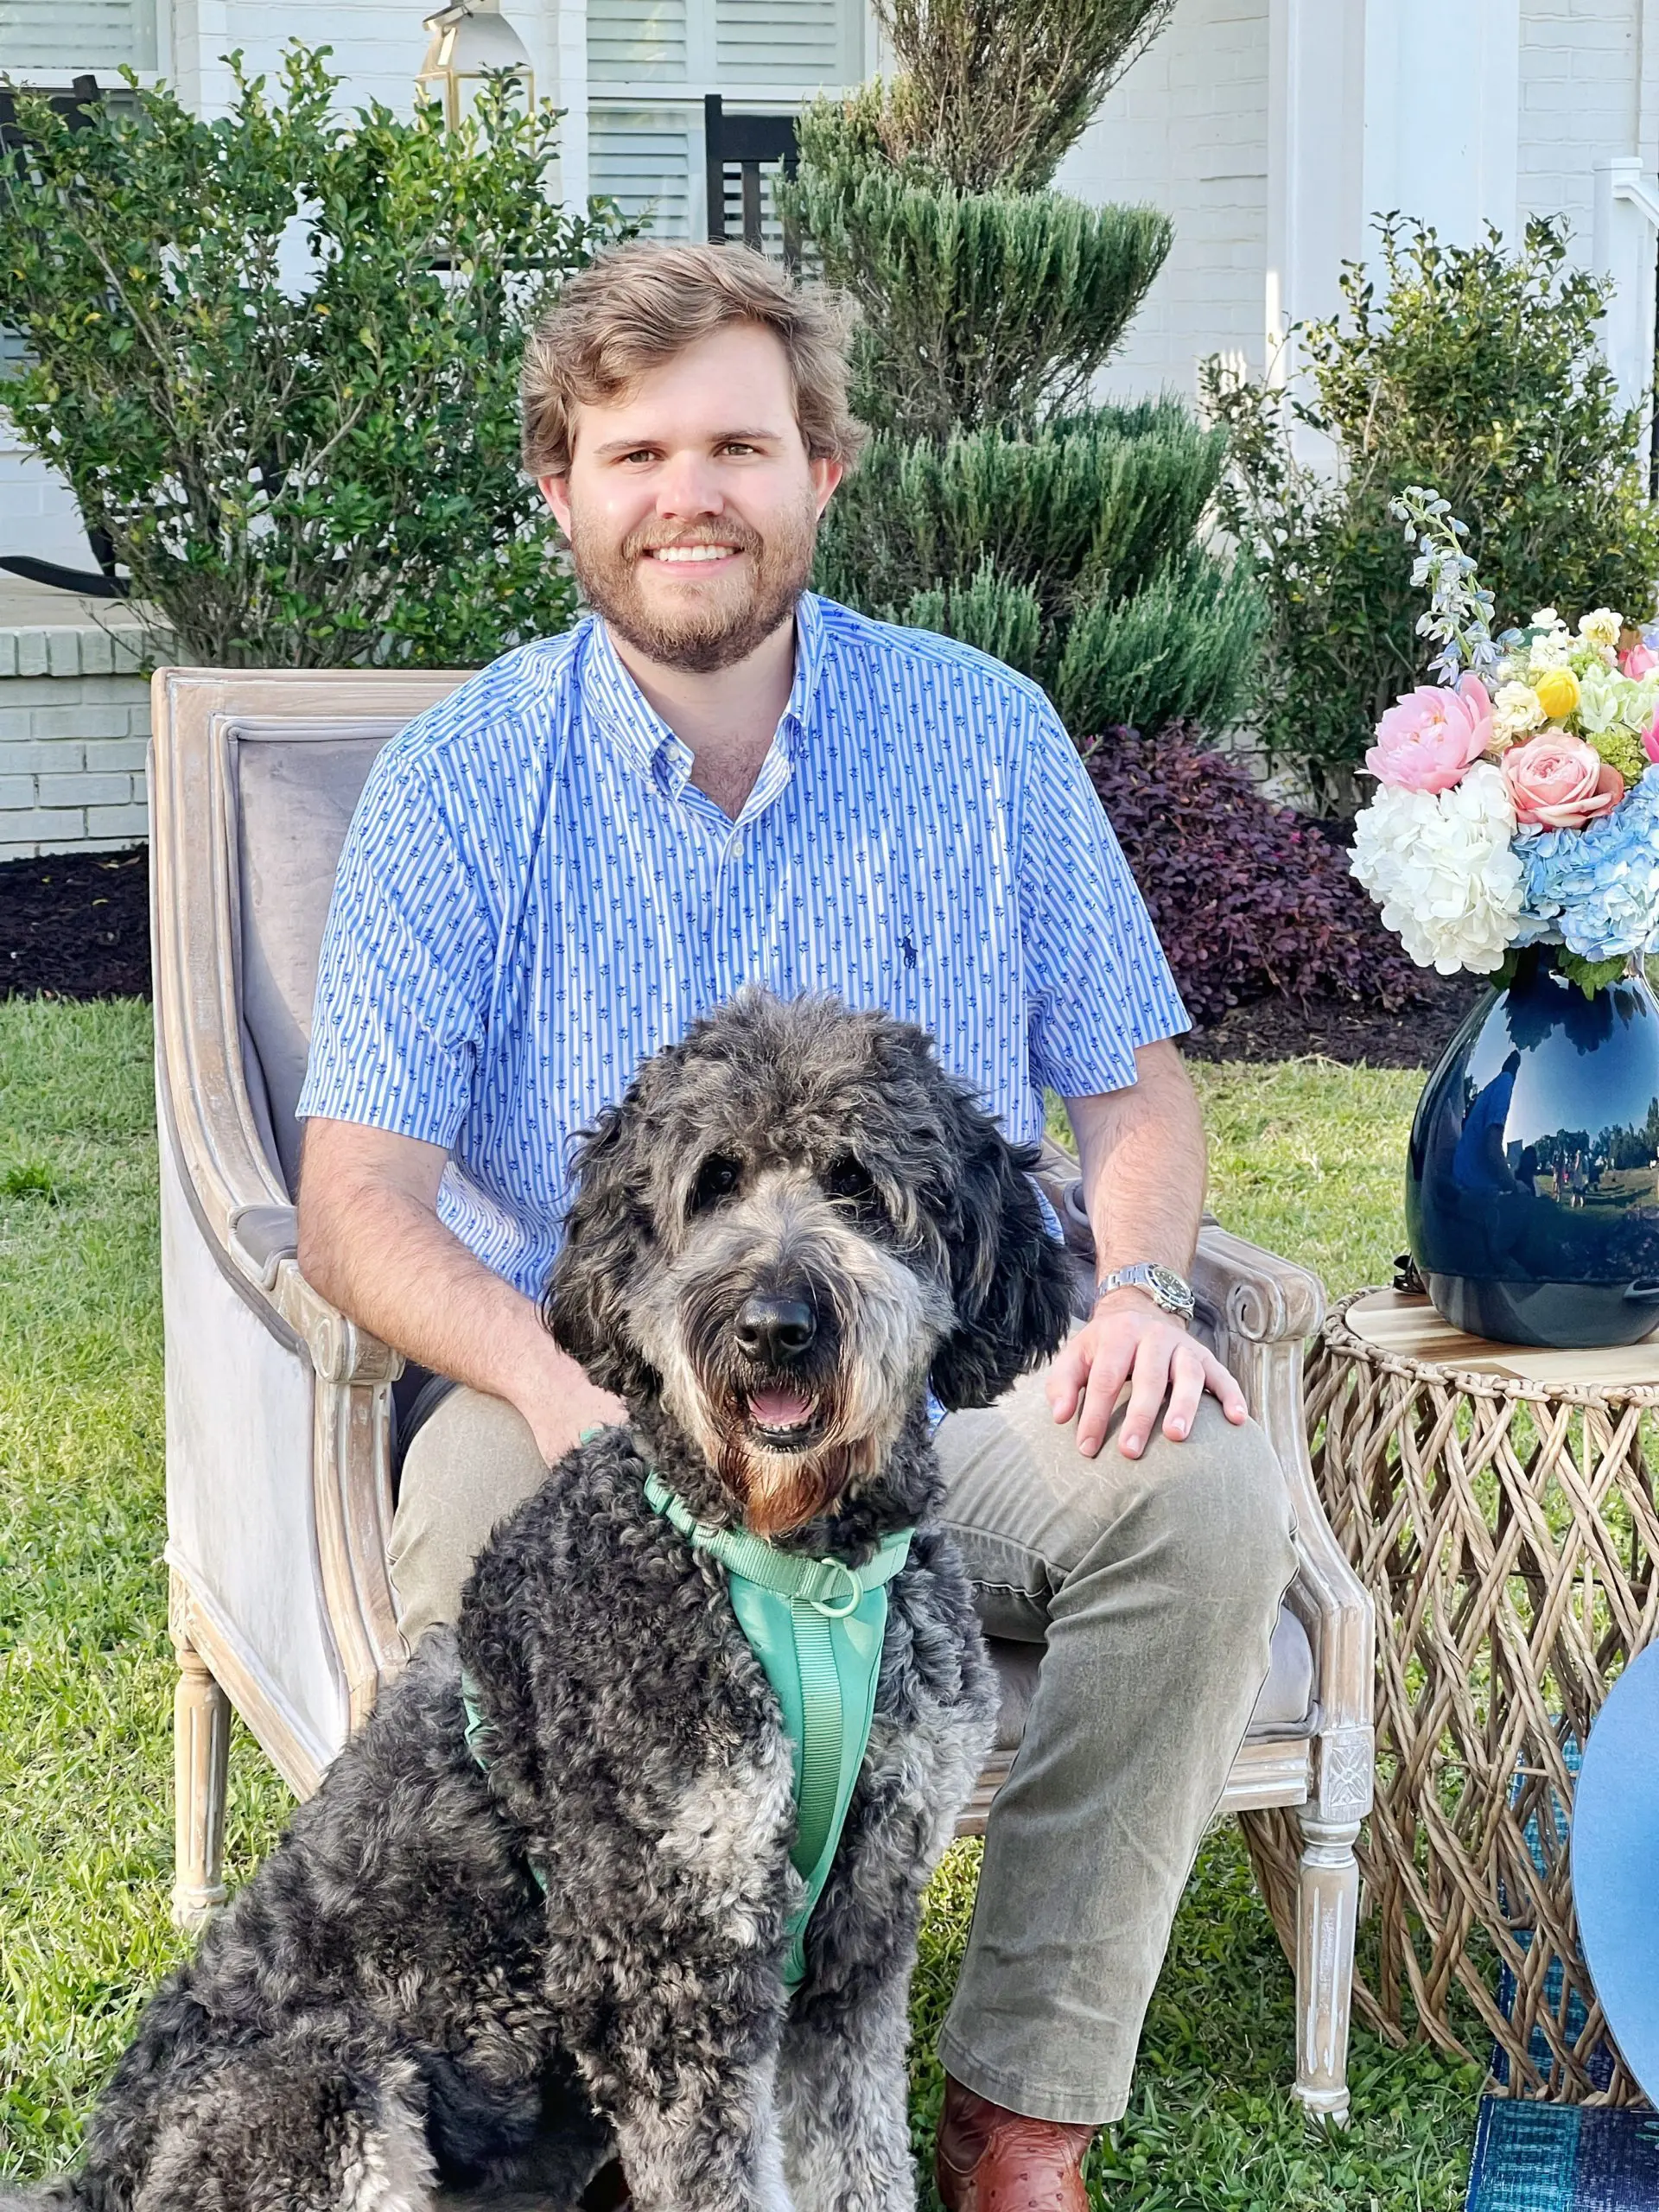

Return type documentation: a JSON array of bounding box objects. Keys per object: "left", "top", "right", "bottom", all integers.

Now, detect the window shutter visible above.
[
  {"left": 715, "top": 0, "right": 853, "bottom": 86},
  {"left": 587, "top": 0, "right": 689, "bottom": 85},
  {"left": 588, "top": 105, "right": 695, "bottom": 235},
  {"left": 0, "top": 0, "right": 156, "bottom": 72}
]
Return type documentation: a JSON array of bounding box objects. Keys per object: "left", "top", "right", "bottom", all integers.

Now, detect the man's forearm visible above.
[
  {"left": 1068, "top": 1048, "right": 1207, "bottom": 1288},
  {"left": 297, "top": 1174, "right": 591, "bottom": 1427}
]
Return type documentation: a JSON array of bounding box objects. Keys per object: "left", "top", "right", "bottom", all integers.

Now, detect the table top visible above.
[{"left": 1340, "top": 1288, "right": 1659, "bottom": 1389}]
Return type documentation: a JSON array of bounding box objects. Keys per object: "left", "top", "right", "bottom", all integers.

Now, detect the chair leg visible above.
[
  {"left": 170, "top": 1583, "right": 231, "bottom": 1931},
  {"left": 1292, "top": 1810, "right": 1361, "bottom": 2124}
]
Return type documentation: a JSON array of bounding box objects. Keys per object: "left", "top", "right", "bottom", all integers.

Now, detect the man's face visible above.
[{"left": 539, "top": 322, "right": 842, "bottom": 674}]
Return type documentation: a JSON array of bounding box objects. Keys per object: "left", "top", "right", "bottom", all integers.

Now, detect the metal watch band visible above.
[{"left": 1094, "top": 1262, "right": 1196, "bottom": 1319}]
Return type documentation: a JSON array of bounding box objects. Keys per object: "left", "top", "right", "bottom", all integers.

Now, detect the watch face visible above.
[{"left": 1147, "top": 1264, "right": 1193, "bottom": 1310}]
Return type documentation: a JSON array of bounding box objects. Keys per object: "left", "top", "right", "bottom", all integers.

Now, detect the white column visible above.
[
  {"left": 1265, "top": 0, "right": 1366, "bottom": 374},
  {"left": 1593, "top": 156, "right": 1659, "bottom": 449},
  {"left": 1362, "top": 0, "right": 1520, "bottom": 247},
  {"left": 552, "top": 0, "right": 589, "bottom": 207}
]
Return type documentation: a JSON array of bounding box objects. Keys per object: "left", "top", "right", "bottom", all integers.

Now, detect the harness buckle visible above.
[{"left": 808, "top": 1559, "right": 861, "bottom": 1618}]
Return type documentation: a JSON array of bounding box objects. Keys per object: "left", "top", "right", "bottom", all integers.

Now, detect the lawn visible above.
[{"left": 0, "top": 1000, "right": 1480, "bottom": 2205}]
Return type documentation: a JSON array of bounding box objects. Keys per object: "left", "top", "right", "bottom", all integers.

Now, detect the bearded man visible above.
[{"left": 296, "top": 239, "right": 1295, "bottom": 2212}]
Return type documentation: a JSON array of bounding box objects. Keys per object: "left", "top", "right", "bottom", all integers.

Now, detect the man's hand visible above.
[
  {"left": 518, "top": 1368, "right": 627, "bottom": 1470},
  {"left": 1047, "top": 1288, "right": 1248, "bottom": 1459}
]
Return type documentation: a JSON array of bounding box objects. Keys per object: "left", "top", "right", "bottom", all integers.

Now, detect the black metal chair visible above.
[
  {"left": 703, "top": 95, "right": 799, "bottom": 270},
  {"left": 1, "top": 73, "right": 128, "bottom": 599}
]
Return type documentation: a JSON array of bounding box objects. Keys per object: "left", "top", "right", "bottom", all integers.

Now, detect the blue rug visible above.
[{"left": 1465, "top": 2101, "right": 1659, "bottom": 2210}]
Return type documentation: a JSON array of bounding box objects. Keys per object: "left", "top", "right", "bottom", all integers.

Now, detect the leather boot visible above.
[{"left": 933, "top": 2073, "right": 1097, "bottom": 2212}]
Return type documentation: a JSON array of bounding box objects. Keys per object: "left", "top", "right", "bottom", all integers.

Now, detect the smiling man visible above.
[{"left": 296, "top": 241, "right": 1294, "bottom": 2212}]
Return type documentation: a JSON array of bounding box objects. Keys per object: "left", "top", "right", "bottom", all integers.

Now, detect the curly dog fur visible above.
[{"left": 10, "top": 991, "right": 1073, "bottom": 2212}]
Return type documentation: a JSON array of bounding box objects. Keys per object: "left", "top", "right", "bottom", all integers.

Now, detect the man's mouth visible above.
[
  {"left": 644, "top": 543, "right": 741, "bottom": 565},
  {"left": 745, "top": 1384, "right": 822, "bottom": 1448}
]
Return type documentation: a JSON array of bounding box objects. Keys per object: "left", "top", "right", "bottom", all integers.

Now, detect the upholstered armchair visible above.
[{"left": 149, "top": 665, "right": 1374, "bottom": 2124}]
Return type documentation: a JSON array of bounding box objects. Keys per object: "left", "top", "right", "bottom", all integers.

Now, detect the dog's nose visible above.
[{"left": 736, "top": 1294, "right": 817, "bottom": 1363}]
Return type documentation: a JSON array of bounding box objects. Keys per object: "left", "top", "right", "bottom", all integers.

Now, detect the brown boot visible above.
[{"left": 933, "top": 2073, "right": 1096, "bottom": 2212}]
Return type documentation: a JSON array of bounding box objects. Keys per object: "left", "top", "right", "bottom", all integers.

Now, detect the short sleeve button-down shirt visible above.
[{"left": 296, "top": 593, "right": 1189, "bottom": 1297}]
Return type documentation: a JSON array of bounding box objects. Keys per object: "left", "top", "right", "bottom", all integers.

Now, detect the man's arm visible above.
[
  {"left": 296, "top": 1117, "right": 623, "bottom": 1465},
  {"left": 1047, "top": 1039, "right": 1247, "bottom": 1462}
]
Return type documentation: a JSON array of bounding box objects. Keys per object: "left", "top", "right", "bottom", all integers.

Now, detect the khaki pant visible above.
[{"left": 392, "top": 1364, "right": 1294, "bottom": 2126}]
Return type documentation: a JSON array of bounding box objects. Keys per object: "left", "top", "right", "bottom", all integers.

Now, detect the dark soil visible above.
[
  {"left": 1, "top": 845, "right": 152, "bottom": 1001},
  {"left": 0, "top": 842, "right": 1483, "bottom": 1067}
]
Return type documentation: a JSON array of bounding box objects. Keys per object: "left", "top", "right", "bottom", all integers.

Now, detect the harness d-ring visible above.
[{"left": 809, "top": 1559, "right": 862, "bottom": 1618}]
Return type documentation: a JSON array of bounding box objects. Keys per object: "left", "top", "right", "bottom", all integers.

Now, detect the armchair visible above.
[{"left": 149, "top": 665, "right": 1373, "bottom": 2125}]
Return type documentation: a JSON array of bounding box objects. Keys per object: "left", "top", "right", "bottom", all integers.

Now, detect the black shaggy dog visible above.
[{"left": 11, "top": 991, "right": 1074, "bottom": 2212}]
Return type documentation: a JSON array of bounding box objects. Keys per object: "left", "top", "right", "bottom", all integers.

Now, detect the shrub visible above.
[
  {"left": 785, "top": 2, "right": 1261, "bottom": 741},
  {"left": 1205, "top": 216, "right": 1659, "bottom": 806},
  {"left": 0, "top": 48, "right": 630, "bottom": 668},
  {"left": 1084, "top": 732, "right": 1423, "bottom": 1021}
]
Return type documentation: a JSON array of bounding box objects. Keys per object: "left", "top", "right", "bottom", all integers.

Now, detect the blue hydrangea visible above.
[{"left": 1516, "top": 766, "right": 1659, "bottom": 959}]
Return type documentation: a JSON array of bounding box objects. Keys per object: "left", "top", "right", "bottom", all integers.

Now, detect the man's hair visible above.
[{"left": 520, "top": 240, "right": 866, "bottom": 478}]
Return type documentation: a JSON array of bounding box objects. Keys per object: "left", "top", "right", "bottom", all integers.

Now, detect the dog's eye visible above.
[
  {"left": 823, "top": 1154, "right": 876, "bottom": 1207},
  {"left": 690, "top": 1153, "right": 741, "bottom": 1212}
]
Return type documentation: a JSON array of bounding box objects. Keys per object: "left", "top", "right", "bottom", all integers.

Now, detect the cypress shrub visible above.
[{"left": 781, "top": 11, "right": 1262, "bottom": 740}]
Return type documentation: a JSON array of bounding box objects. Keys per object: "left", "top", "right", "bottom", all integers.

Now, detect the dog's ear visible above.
[
  {"left": 544, "top": 1104, "right": 657, "bottom": 1400},
  {"left": 928, "top": 1099, "right": 1077, "bottom": 1414}
]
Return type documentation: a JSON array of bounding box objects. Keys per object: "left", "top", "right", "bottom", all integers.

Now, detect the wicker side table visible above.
[{"left": 1300, "top": 1290, "right": 1659, "bottom": 2101}]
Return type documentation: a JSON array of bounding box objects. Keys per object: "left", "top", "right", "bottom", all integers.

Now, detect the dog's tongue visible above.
[{"left": 749, "top": 1386, "right": 815, "bottom": 1427}]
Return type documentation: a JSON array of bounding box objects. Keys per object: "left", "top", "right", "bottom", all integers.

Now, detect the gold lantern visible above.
[{"left": 416, "top": 0, "right": 534, "bottom": 128}]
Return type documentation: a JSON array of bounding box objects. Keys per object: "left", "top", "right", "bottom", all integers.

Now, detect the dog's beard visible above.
[{"left": 564, "top": 496, "right": 818, "bottom": 676}]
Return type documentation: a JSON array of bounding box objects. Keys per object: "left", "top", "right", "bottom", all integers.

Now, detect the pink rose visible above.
[
  {"left": 1365, "top": 675, "right": 1494, "bottom": 792},
  {"left": 1622, "top": 641, "right": 1658, "bottom": 680},
  {"left": 1503, "top": 733, "right": 1624, "bottom": 829},
  {"left": 1646, "top": 709, "right": 1659, "bottom": 766}
]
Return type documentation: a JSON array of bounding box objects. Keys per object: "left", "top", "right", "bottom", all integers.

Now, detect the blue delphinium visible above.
[{"left": 1516, "top": 766, "right": 1659, "bottom": 960}]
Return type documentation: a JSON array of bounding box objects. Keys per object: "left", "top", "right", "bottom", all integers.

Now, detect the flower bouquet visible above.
[
  {"left": 1351, "top": 487, "right": 1659, "bottom": 993},
  {"left": 1353, "top": 488, "right": 1659, "bottom": 1347}
]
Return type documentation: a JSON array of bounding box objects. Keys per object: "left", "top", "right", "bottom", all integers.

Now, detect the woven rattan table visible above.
[{"left": 1303, "top": 1289, "right": 1659, "bottom": 2101}]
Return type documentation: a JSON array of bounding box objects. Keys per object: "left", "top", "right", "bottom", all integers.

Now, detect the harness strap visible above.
[{"left": 459, "top": 1469, "right": 912, "bottom": 1995}]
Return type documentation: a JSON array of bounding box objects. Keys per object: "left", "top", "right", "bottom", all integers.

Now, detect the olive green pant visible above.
[{"left": 392, "top": 1367, "right": 1294, "bottom": 2126}]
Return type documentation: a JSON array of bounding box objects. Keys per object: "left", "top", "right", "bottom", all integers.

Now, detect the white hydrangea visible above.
[
  {"left": 1529, "top": 626, "right": 1573, "bottom": 674},
  {"left": 1492, "top": 681, "right": 1546, "bottom": 741},
  {"left": 1351, "top": 762, "right": 1526, "bottom": 974},
  {"left": 1579, "top": 607, "right": 1622, "bottom": 650}
]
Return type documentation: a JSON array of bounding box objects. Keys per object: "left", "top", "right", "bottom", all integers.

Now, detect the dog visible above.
[{"left": 10, "top": 990, "right": 1074, "bottom": 2212}]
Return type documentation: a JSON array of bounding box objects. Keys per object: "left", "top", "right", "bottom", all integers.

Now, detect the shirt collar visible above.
[{"left": 580, "top": 592, "right": 830, "bottom": 798}]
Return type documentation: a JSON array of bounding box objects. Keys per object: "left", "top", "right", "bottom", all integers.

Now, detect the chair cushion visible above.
[
  {"left": 985, "top": 1602, "right": 1314, "bottom": 1755},
  {"left": 235, "top": 732, "right": 391, "bottom": 1194}
]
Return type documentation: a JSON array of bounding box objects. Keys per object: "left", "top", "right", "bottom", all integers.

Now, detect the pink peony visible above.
[
  {"left": 1365, "top": 676, "right": 1494, "bottom": 792},
  {"left": 1644, "top": 709, "right": 1659, "bottom": 766},
  {"left": 1502, "top": 732, "right": 1624, "bottom": 829},
  {"left": 1622, "top": 641, "right": 1658, "bottom": 681}
]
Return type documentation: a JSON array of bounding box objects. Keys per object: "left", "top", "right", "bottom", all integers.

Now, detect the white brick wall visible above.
[
  {"left": 1517, "top": 0, "right": 1642, "bottom": 255},
  {"left": 0, "top": 626, "right": 152, "bottom": 861},
  {"left": 1053, "top": 0, "right": 1271, "bottom": 403}
]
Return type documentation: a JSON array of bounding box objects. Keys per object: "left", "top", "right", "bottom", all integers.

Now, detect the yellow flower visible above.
[{"left": 1534, "top": 666, "right": 1580, "bottom": 721}]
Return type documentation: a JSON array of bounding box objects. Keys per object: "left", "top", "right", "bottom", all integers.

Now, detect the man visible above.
[{"left": 296, "top": 240, "right": 1294, "bottom": 2212}]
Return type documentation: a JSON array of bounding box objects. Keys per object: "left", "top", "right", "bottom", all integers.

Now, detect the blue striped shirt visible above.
[{"left": 297, "top": 593, "right": 1188, "bottom": 1297}]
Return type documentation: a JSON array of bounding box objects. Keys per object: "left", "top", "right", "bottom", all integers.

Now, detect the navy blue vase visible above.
[{"left": 1407, "top": 945, "right": 1659, "bottom": 1347}]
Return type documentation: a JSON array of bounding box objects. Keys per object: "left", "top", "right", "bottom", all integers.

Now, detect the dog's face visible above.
[{"left": 546, "top": 992, "right": 1075, "bottom": 1536}]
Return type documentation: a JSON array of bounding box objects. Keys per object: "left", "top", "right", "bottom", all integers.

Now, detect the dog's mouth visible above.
[{"left": 743, "top": 1383, "right": 825, "bottom": 1452}]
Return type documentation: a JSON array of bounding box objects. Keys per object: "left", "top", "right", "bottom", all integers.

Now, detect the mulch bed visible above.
[{"left": 1, "top": 843, "right": 1484, "bottom": 1067}]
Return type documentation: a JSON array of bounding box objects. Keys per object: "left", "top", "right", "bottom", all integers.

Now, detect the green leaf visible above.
[{"left": 1556, "top": 950, "right": 1629, "bottom": 998}]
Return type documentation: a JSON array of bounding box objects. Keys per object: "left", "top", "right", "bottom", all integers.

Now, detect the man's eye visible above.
[
  {"left": 690, "top": 1154, "right": 741, "bottom": 1212},
  {"left": 823, "top": 1154, "right": 875, "bottom": 1205}
]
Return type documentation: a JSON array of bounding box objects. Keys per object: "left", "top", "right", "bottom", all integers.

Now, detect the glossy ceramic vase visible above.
[{"left": 1407, "top": 944, "right": 1659, "bottom": 1347}]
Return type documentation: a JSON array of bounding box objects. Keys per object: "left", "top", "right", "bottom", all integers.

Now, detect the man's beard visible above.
[{"left": 566, "top": 496, "right": 820, "bottom": 675}]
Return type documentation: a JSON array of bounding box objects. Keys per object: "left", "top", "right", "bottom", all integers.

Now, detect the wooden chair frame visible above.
[{"left": 150, "top": 667, "right": 1375, "bottom": 2123}]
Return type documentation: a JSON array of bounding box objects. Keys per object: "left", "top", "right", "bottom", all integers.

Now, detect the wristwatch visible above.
[{"left": 1094, "top": 1262, "right": 1197, "bottom": 1322}]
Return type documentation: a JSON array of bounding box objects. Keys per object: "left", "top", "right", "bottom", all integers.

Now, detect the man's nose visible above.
[
  {"left": 654, "top": 451, "right": 724, "bottom": 518},
  {"left": 735, "top": 1294, "right": 817, "bottom": 1364}
]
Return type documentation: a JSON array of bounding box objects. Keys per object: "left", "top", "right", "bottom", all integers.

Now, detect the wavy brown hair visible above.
[{"left": 520, "top": 240, "right": 866, "bottom": 479}]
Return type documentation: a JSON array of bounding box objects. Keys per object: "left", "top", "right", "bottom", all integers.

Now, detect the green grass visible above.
[{"left": 0, "top": 1003, "right": 1481, "bottom": 2203}]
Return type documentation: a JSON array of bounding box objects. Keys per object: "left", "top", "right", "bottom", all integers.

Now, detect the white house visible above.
[{"left": 3, "top": 0, "right": 1659, "bottom": 852}]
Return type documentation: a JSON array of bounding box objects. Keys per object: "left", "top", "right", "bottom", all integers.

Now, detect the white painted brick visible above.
[
  {"left": 86, "top": 801, "right": 149, "bottom": 839},
  {"left": 75, "top": 629, "right": 114, "bottom": 676},
  {"left": 0, "top": 635, "right": 15, "bottom": 679},
  {"left": 29, "top": 704, "right": 138, "bottom": 740},
  {"left": 39, "top": 771, "right": 132, "bottom": 807},
  {"left": 0, "top": 739, "right": 73, "bottom": 774},
  {"left": 44, "top": 630, "right": 83, "bottom": 677},
  {"left": 0, "top": 806, "right": 85, "bottom": 842},
  {"left": 0, "top": 841, "right": 41, "bottom": 862},
  {"left": 0, "top": 776, "right": 35, "bottom": 808},
  {"left": 13, "top": 632, "right": 48, "bottom": 678},
  {"left": 82, "top": 737, "right": 150, "bottom": 773}
]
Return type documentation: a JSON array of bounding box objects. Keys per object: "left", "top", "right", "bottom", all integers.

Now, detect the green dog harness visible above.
[
  {"left": 642, "top": 1471, "right": 914, "bottom": 1989},
  {"left": 460, "top": 1471, "right": 913, "bottom": 1995}
]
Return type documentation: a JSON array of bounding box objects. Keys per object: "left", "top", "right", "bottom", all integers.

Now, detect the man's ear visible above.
[
  {"left": 538, "top": 472, "right": 573, "bottom": 536},
  {"left": 543, "top": 1106, "right": 656, "bottom": 1400},
  {"left": 810, "top": 454, "right": 843, "bottom": 519},
  {"left": 928, "top": 1109, "right": 1076, "bottom": 1414}
]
